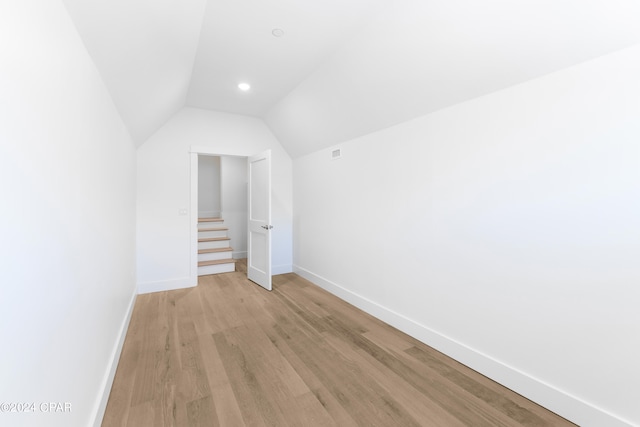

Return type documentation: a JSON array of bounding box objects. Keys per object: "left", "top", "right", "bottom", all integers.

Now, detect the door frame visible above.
[{"left": 189, "top": 146, "right": 247, "bottom": 286}]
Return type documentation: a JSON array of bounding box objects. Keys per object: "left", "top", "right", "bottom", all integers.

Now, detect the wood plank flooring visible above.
[{"left": 102, "top": 261, "right": 576, "bottom": 426}]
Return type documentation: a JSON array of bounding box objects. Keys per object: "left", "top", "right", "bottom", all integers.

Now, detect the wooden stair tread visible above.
[
  {"left": 198, "top": 237, "right": 230, "bottom": 242},
  {"left": 198, "top": 258, "right": 236, "bottom": 267},
  {"left": 199, "top": 247, "right": 233, "bottom": 254},
  {"left": 198, "top": 227, "right": 228, "bottom": 232},
  {"left": 198, "top": 217, "right": 223, "bottom": 223}
]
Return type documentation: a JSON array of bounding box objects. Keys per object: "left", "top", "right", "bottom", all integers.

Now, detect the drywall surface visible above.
[
  {"left": 198, "top": 155, "right": 221, "bottom": 217},
  {"left": 221, "top": 156, "right": 249, "bottom": 258},
  {"left": 0, "top": 1, "right": 137, "bottom": 426},
  {"left": 266, "top": 0, "right": 640, "bottom": 159},
  {"left": 293, "top": 45, "right": 640, "bottom": 426},
  {"left": 137, "top": 107, "right": 292, "bottom": 291},
  {"left": 61, "top": 0, "right": 206, "bottom": 145}
]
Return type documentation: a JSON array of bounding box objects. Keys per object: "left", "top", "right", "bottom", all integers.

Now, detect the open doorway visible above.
[
  {"left": 195, "top": 154, "right": 248, "bottom": 276},
  {"left": 190, "top": 147, "right": 273, "bottom": 290}
]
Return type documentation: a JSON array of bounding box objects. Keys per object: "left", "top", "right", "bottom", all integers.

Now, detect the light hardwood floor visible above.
[{"left": 103, "top": 261, "right": 576, "bottom": 426}]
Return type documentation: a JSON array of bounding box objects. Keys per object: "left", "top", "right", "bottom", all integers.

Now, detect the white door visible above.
[{"left": 247, "top": 150, "right": 272, "bottom": 290}]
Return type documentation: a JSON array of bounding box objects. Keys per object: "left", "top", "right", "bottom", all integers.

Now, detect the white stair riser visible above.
[
  {"left": 198, "top": 221, "right": 223, "bottom": 230},
  {"left": 198, "top": 230, "right": 227, "bottom": 239},
  {"left": 198, "top": 263, "right": 235, "bottom": 276},
  {"left": 198, "top": 240, "right": 230, "bottom": 250},
  {"left": 198, "top": 251, "right": 232, "bottom": 262}
]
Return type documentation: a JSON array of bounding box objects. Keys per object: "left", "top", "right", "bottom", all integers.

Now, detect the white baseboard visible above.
[
  {"left": 273, "top": 263, "right": 293, "bottom": 275},
  {"left": 227, "top": 256, "right": 291, "bottom": 275},
  {"left": 137, "top": 276, "right": 196, "bottom": 294},
  {"left": 91, "top": 290, "right": 137, "bottom": 427},
  {"left": 293, "top": 265, "right": 635, "bottom": 427},
  {"left": 233, "top": 251, "right": 247, "bottom": 259}
]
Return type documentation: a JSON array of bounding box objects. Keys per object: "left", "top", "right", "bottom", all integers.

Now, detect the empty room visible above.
[{"left": 1, "top": 0, "right": 638, "bottom": 426}]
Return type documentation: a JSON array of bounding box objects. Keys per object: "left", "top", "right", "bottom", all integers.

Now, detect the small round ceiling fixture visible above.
[
  {"left": 272, "top": 28, "right": 285, "bottom": 37},
  {"left": 238, "top": 82, "right": 251, "bottom": 91}
]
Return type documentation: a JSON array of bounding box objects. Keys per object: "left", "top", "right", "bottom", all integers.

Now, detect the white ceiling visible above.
[
  {"left": 187, "top": 0, "right": 383, "bottom": 117},
  {"left": 62, "top": 0, "right": 640, "bottom": 156},
  {"left": 62, "top": 0, "right": 207, "bottom": 143}
]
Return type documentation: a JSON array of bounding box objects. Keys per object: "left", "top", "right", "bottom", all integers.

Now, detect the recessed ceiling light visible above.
[
  {"left": 238, "top": 83, "right": 251, "bottom": 91},
  {"left": 272, "top": 28, "right": 284, "bottom": 37}
]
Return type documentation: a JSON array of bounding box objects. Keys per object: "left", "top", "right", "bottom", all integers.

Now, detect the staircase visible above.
[{"left": 198, "top": 217, "right": 236, "bottom": 276}]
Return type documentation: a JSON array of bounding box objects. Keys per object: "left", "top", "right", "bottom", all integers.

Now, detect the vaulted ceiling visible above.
[{"left": 63, "top": 0, "right": 640, "bottom": 158}]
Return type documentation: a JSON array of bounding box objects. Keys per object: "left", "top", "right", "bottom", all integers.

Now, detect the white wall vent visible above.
[{"left": 331, "top": 148, "right": 342, "bottom": 160}]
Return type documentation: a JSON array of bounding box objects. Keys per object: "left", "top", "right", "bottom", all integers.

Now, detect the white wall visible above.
[
  {"left": 265, "top": 0, "right": 640, "bottom": 159},
  {"left": 293, "top": 45, "right": 640, "bottom": 427},
  {"left": 137, "top": 107, "right": 292, "bottom": 292},
  {"left": 198, "top": 155, "right": 221, "bottom": 217},
  {"left": 221, "top": 156, "right": 249, "bottom": 258},
  {"left": 0, "top": 2, "right": 137, "bottom": 427}
]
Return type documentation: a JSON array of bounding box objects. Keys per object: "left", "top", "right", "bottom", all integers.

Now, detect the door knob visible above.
[{"left": 261, "top": 225, "right": 273, "bottom": 230}]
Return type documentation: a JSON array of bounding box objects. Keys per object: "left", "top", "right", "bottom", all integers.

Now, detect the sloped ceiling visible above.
[
  {"left": 62, "top": 0, "right": 640, "bottom": 156},
  {"left": 186, "top": 0, "right": 383, "bottom": 117},
  {"left": 62, "top": 0, "right": 207, "bottom": 143}
]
